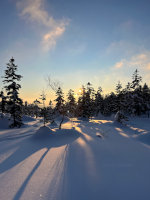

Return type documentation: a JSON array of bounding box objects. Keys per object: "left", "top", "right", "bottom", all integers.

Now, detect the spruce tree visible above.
[
  {"left": 95, "top": 87, "right": 104, "bottom": 116},
  {"left": 3, "top": 57, "right": 23, "bottom": 127},
  {"left": 131, "top": 69, "right": 143, "bottom": 115},
  {"left": 77, "top": 83, "right": 94, "bottom": 119},
  {"left": 115, "top": 81, "right": 123, "bottom": 111},
  {"left": 47, "top": 100, "right": 55, "bottom": 123},
  {"left": 142, "top": 83, "right": 150, "bottom": 117},
  {"left": 131, "top": 69, "right": 142, "bottom": 89},
  {"left": 39, "top": 91, "right": 48, "bottom": 126},
  {"left": 33, "top": 99, "right": 41, "bottom": 118},
  {"left": 55, "top": 87, "right": 65, "bottom": 129},
  {"left": 55, "top": 87, "right": 65, "bottom": 114},
  {"left": 0, "top": 91, "right": 7, "bottom": 118},
  {"left": 66, "top": 89, "right": 76, "bottom": 117}
]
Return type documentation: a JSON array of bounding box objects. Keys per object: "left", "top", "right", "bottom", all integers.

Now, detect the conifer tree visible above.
[
  {"left": 131, "top": 69, "right": 142, "bottom": 89},
  {"left": 66, "top": 89, "right": 76, "bottom": 117},
  {"left": 131, "top": 69, "right": 143, "bottom": 115},
  {"left": 123, "top": 82, "right": 133, "bottom": 114},
  {"left": 55, "top": 87, "right": 65, "bottom": 129},
  {"left": 47, "top": 100, "right": 55, "bottom": 123},
  {"left": 33, "top": 99, "right": 41, "bottom": 118},
  {"left": 55, "top": 87, "right": 65, "bottom": 114},
  {"left": 95, "top": 87, "right": 104, "bottom": 116},
  {"left": 115, "top": 81, "right": 123, "bottom": 111},
  {"left": 142, "top": 83, "right": 150, "bottom": 117},
  {"left": 39, "top": 91, "right": 48, "bottom": 126},
  {"left": 0, "top": 91, "right": 7, "bottom": 117},
  {"left": 103, "top": 92, "right": 116, "bottom": 115},
  {"left": 3, "top": 57, "right": 23, "bottom": 127},
  {"left": 77, "top": 83, "right": 94, "bottom": 119}
]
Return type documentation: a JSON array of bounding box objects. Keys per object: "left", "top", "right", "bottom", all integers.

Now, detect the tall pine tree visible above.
[{"left": 3, "top": 57, "right": 23, "bottom": 127}]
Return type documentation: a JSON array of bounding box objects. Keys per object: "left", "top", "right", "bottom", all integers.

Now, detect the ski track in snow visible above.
[{"left": 0, "top": 118, "right": 150, "bottom": 200}]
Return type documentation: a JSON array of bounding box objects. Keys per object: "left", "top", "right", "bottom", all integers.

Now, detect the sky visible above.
[{"left": 0, "top": 0, "right": 150, "bottom": 104}]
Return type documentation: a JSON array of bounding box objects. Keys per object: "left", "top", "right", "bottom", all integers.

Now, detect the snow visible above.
[
  {"left": 0, "top": 116, "right": 150, "bottom": 200},
  {"left": 0, "top": 113, "right": 10, "bottom": 130},
  {"left": 22, "top": 115, "right": 36, "bottom": 122},
  {"left": 0, "top": 116, "right": 10, "bottom": 129},
  {"left": 33, "top": 126, "right": 53, "bottom": 139}
]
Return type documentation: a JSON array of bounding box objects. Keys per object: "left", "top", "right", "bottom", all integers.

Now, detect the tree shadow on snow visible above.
[
  {"left": 0, "top": 126, "right": 80, "bottom": 200},
  {"left": 58, "top": 120, "right": 150, "bottom": 200}
]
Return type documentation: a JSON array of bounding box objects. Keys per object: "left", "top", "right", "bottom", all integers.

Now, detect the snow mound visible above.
[
  {"left": 22, "top": 115, "right": 36, "bottom": 122},
  {"left": 136, "top": 132, "right": 150, "bottom": 145},
  {"left": 96, "top": 132, "right": 103, "bottom": 138},
  {"left": 77, "top": 117, "right": 89, "bottom": 121},
  {"left": 114, "top": 111, "right": 128, "bottom": 124},
  {"left": 33, "top": 126, "right": 53, "bottom": 139},
  {"left": 0, "top": 117, "right": 10, "bottom": 129},
  {"left": 0, "top": 114, "right": 10, "bottom": 129},
  {"left": 55, "top": 115, "right": 70, "bottom": 123}
]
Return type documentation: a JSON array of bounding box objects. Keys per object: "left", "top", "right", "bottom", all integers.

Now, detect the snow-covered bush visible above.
[{"left": 114, "top": 111, "right": 128, "bottom": 124}]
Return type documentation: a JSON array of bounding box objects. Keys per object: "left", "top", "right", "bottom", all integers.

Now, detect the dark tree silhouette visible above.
[{"left": 3, "top": 57, "right": 23, "bottom": 127}]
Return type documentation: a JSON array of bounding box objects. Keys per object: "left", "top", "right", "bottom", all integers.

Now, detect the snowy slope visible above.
[{"left": 0, "top": 117, "right": 150, "bottom": 200}]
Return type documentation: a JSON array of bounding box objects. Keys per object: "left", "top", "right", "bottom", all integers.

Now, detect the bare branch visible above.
[{"left": 46, "top": 75, "right": 62, "bottom": 92}]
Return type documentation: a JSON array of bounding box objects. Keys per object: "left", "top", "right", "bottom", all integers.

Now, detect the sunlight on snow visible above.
[
  {"left": 74, "top": 127, "right": 97, "bottom": 180},
  {"left": 75, "top": 127, "right": 93, "bottom": 142},
  {"left": 115, "top": 128, "right": 129, "bottom": 138}
]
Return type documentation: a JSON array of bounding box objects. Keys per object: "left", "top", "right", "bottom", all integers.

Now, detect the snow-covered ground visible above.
[{"left": 0, "top": 116, "right": 150, "bottom": 200}]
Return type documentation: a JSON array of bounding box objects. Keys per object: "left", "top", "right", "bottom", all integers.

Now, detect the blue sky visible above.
[{"left": 0, "top": 0, "right": 150, "bottom": 103}]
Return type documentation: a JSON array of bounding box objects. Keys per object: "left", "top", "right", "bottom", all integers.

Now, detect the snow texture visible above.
[{"left": 0, "top": 116, "right": 150, "bottom": 200}]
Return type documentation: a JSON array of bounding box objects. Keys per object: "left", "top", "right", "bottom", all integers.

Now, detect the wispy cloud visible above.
[
  {"left": 17, "top": 0, "right": 69, "bottom": 51},
  {"left": 113, "top": 52, "right": 150, "bottom": 70},
  {"left": 111, "top": 51, "right": 150, "bottom": 86},
  {"left": 114, "top": 61, "right": 124, "bottom": 69},
  {"left": 42, "top": 26, "right": 65, "bottom": 51},
  {"left": 106, "top": 40, "right": 145, "bottom": 59}
]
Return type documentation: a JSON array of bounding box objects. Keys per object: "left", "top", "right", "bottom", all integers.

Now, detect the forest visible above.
[{"left": 0, "top": 57, "right": 150, "bottom": 128}]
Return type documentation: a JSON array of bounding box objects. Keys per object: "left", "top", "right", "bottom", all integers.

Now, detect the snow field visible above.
[{"left": 0, "top": 116, "right": 150, "bottom": 200}]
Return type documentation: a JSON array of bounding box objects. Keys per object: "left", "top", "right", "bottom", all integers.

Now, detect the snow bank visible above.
[
  {"left": 77, "top": 117, "right": 89, "bottom": 121},
  {"left": 22, "top": 115, "right": 36, "bottom": 122},
  {"left": 137, "top": 133, "right": 150, "bottom": 145},
  {"left": 55, "top": 115, "right": 70, "bottom": 123},
  {"left": 1, "top": 117, "right": 150, "bottom": 200},
  {"left": 33, "top": 126, "right": 53, "bottom": 139},
  {"left": 0, "top": 115, "right": 10, "bottom": 129}
]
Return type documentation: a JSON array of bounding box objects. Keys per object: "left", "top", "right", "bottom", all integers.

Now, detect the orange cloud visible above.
[
  {"left": 114, "top": 61, "right": 124, "bottom": 69},
  {"left": 42, "top": 26, "right": 66, "bottom": 51}
]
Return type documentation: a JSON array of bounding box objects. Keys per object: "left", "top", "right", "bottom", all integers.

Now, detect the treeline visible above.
[{"left": 0, "top": 58, "right": 150, "bottom": 128}]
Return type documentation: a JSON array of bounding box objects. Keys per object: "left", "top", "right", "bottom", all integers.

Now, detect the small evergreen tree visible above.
[
  {"left": 66, "top": 89, "right": 76, "bottom": 117},
  {"left": 55, "top": 87, "right": 65, "bottom": 114},
  {"left": 115, "top": 81, "right": 123, "bottom": 111},
  {"left": 131, "top": 69, "right": 142, "bottom": 89},
  {"left": 95, "top": 87, "right": 104, "bottom": 116},
  {"left": 33, "top": 99, "right": 41, "bottom": 118},
  {"left": 76, "top": 83, "right": 95, "bottom": 119},
  {"left": 39, "top": 91, "right": 48, "bottom": 126},
  {"left": 3, "top": 57, "right": 23, "bottom": 127},
  {"left": 55, "top": 87, "right": 65, "bottom": 129},
  {"left": 47, "top": 100, "right": 55, "bottom": 123}
]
